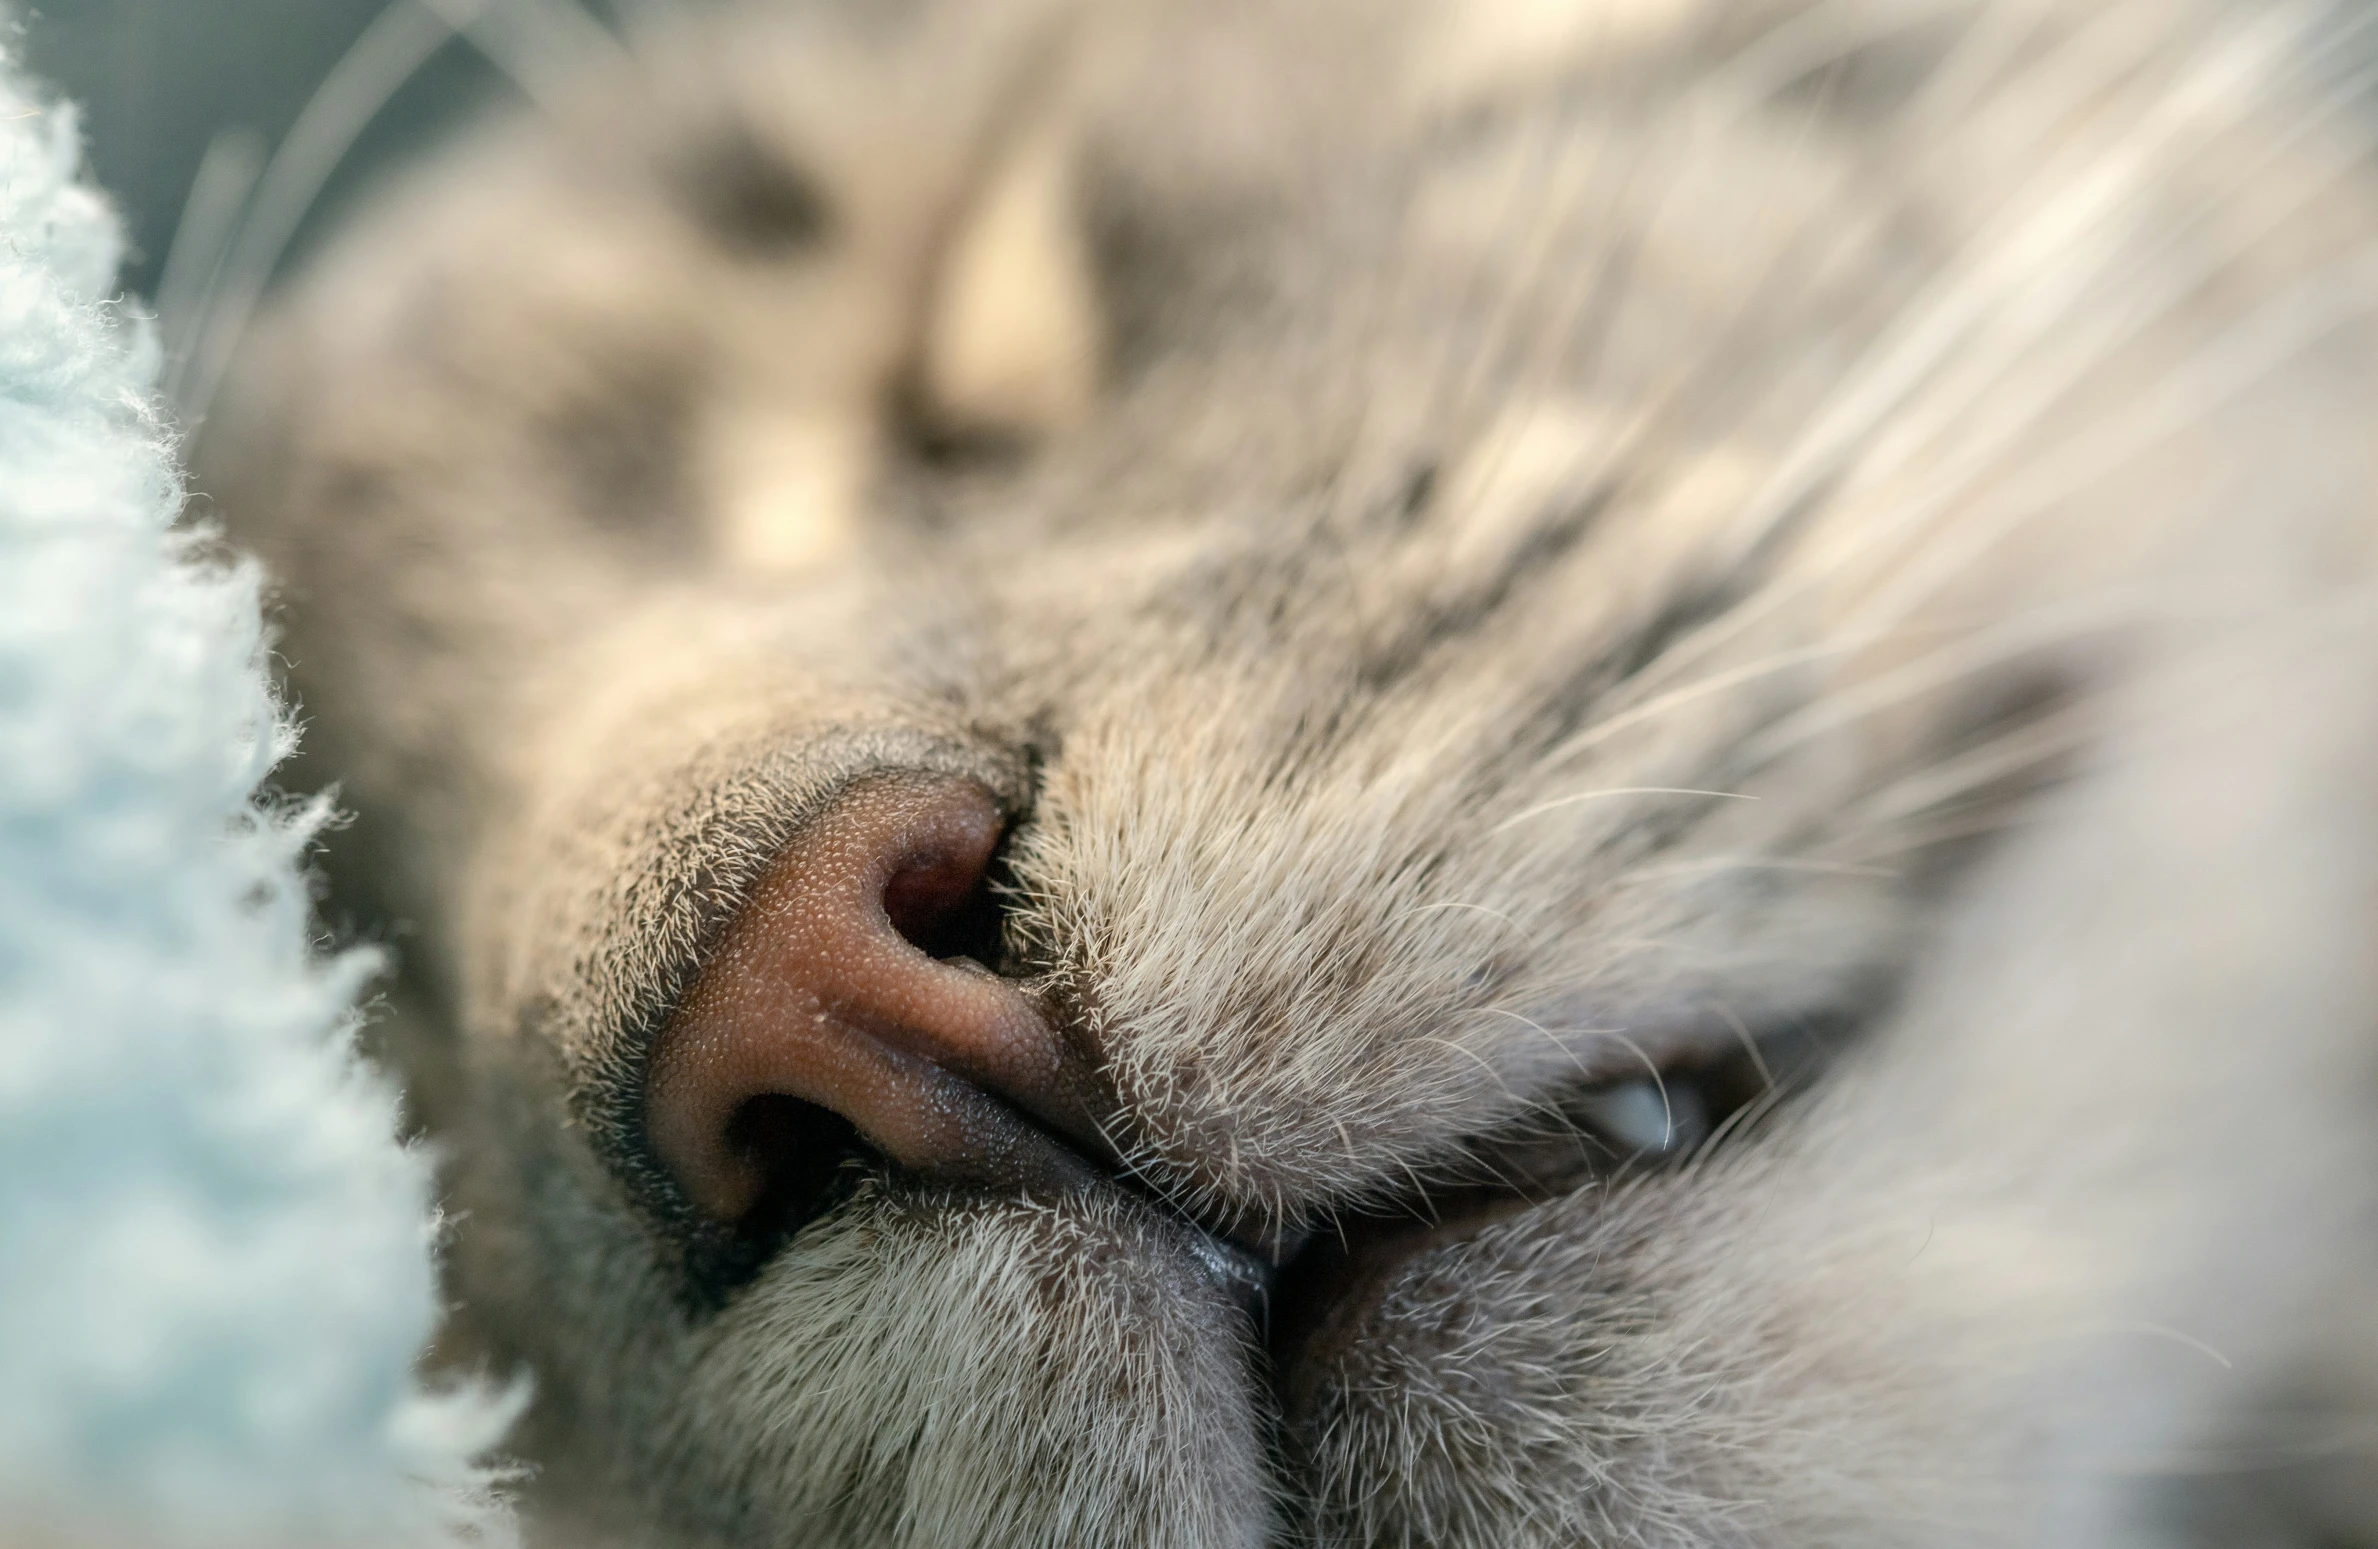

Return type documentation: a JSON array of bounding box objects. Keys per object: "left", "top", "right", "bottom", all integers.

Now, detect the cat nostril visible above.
[
  {"left": 644, "top": 776, "right": 1109, "bottom": 1229},
  {"left": 880, "top": 829, "right": 1006, "bottom": 965}
]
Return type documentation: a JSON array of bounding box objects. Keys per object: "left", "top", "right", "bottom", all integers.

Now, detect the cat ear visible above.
[{"left": 913, "top": 95, "right": 1103, "bottom": 446}]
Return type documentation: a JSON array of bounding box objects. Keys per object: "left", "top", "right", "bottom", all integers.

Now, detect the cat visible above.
[{"left": 196, "top": 0, "right": 2378, "bottom": 1543}]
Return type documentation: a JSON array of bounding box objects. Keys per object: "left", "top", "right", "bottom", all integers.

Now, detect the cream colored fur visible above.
[{"left": 202, "top": 0, "right": 2378, "bottom": 1543}]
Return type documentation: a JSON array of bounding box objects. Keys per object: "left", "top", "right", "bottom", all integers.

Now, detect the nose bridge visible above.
[{"left": 643, "top": 776, "right": 1110, "bottom": 1225}]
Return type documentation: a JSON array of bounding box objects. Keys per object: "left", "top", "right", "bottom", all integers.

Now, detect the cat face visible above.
[{"left": 201, "top": 0, "right": 2378, "bottom": 1543}]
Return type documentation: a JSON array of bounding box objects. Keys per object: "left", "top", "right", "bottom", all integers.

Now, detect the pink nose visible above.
[{"left": 645, "top": 777, "right": 1109, "bottom": 1225}]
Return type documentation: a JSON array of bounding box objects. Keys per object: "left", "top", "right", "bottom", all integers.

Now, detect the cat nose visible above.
[{"left": 644, "top": 776, "right": 1110, "bottom": 1224}]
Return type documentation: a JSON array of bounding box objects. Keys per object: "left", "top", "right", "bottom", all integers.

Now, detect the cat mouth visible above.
[
  {"left": 1261, "top": 1187, "right": 1539, "bottom": 1414},
  {"left": 1246, "top": 1085, "right": 1693, "bottom": 1408},
  {"left": 691, "top": 993, "right": 1822, "bottom": 1408},
  {"left": 618, "top": 766, "right": 1848, "bottom": 1385},
  {"left": 1243, "top": 1055, "right": 1768, "bottom": 1413}
]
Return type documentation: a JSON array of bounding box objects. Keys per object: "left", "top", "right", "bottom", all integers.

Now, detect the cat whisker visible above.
[
  {"left": 1387, "top": 900, "right": 1527, "bottom": 930},
  {"left": 1581, "top": 10, "right": 2315, "bottom": 697},
  {"left": 1567, "top": 1027, "right": 1678, "bottom": 1122},
  {"left": 1705, "top": 1000, "right": 1775, "bottom": 1098},
  {"left": 1826, "top": 103, "right": 2378, "bottom": 638},
  {"left": 175, "top": 0, "right": 464, "bottom": 428},
  {"left": 1831, "top": 805, "right": 2050, "bottom": 866},
  {"left": 174, "top": 0, "right": 636, "bottom": 430},
  {"left": 1465, "top": 1008, "right": 1633, "bottom": 1093},
  {"left": 1516, "top": 101, "right": 1665, "bottom": 442},
  {"left": 419, "top": 0, "right": 629, "bottom": 116},
  {"left": 1678, "top": 1078, "right": 1795, "bottom": 1185},
  {"left": 2074, "top": 1318, "right": 2235, "bottom": 1371},
  {"left": 155, "top": 130, "right": 266, "bottom": 389},
  {"left": 1415, "top": 1035, "right": 1531, "bottom": 1109},
  {"left": 1435, "top": 113, "right": 1591, "bottom": 446},
  {"left": 1846, "top": 707, "right": 2092, "bottom": 831},
  {"left": 1551, "top": 636, "right": 1878, "bottom": 764},
  {"left": 1568, "top": 90, "right": 1856, "bottom": 484},
  {"left": 1743, "top": 588, "right": 2151, "bottom": 764},
  {"left": 1912, "top": 23, "right": 2378, "bottom": 471},
  {"left": 1846, "top": 249, "right": 2378, "bottom": 642},
  {"left": 1492, "top": 788, "right": 1757, "bottom": 836},
  {"left": 1329, "top": 91, "right": 1548, "bottom": 530},
  {"left": 1611, "top": 856, "right": 1900, "bottom": 886}
]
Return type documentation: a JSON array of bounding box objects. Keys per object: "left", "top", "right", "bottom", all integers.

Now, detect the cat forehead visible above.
[{"left": 324, "top": 0, "right": 1903, "bottom": 602}]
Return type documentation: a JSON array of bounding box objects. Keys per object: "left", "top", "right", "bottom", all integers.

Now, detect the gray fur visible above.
[{"left": 199, "top": 0, "right": 2378, "bottom": 1543}]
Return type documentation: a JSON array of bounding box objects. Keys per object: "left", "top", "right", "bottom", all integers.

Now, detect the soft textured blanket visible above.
[{"left": 0, "top": 39, "right": 514, "bottom": 1549}]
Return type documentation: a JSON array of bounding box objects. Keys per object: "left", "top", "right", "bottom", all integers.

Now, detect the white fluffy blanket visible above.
[{"left": 0, "top": 42, "right": 515, "bottom": 1549}]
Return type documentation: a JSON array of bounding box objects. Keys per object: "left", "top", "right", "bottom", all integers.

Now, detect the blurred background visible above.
[
  {"left": 15, "top": 0, "right": 707, "bottom": 423},
  {"left": 22, "top": 0, "right": 510, "bottom": 298}
]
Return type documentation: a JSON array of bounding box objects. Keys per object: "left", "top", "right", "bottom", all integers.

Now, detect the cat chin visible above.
[
  {"left": 676, "top": 1184, "right": 1274, "bottom": 1547},
  {"left": 660, "top": 1173, "right": 1660, "bottom": 1548},
  {"left": 669, "top": 1172, "right": 1682, "bottom": 1549}
]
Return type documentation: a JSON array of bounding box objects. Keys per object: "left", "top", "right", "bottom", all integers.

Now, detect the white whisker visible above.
[
  {"left": 177, "top": 0, "right": 465, "bottom": 430},
  {"left": 1848, "top": 706, "right": 2091, "bottom": 830},
  {"left": 1469, "top": 1008, "right": 1630, "bottom": 1091},
  {"left": 1744, "top": 588, "right": 2156, "bottom": 763},
  {"left": 1554, "top": 637, "right": 1876, "bottom": 764},
  {"left": 156, "top": 129, "right": 266, "bottom": 384},
  {"left": 1613, "top": 856, "right": 1899, "bottom": 886},
  {"left": 1835, "top": 806, "right": 2042, "bottom": 865},
  {"left": 2079, "top": 1319, "right": 2235, "bottom": 1371},
  {"left": 1706, "top": 1000, "right": 1774, "bottom": 1097},
  {"left": 1830, "top": 95, "right": 2378, "bottom": 639},
  {"left": 423, "top": 0, "right": 630, "bottom": 114},
  {"left": 177, "top": 0, "right": 637, "bottom": 434},
  {"left": 1444, "top": 117, "right": 1607, "bottom": 444},
  {"left": 1388, "top": 900, "right": 1528, "bottom": 934},
  {"left": 1416, "top": 1036, "right": 1530, "bottom": 1107},
  {"left": 1589, "top": 6, "right": 2327, "bottom": 704},
  {"left": 1566, "top": 1027, "right": 1676, "bottom": 1136},
  {"left": 1849, "top": 247, "right": 2378, "bottom": 642},
  {"left": 1492, "top": 789, "right": 1757, "bottom": 836}
]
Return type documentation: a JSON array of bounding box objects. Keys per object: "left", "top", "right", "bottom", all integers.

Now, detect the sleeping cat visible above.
[{"left": 197, "top": 0, "right": 2378, "bottom": 1543}]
